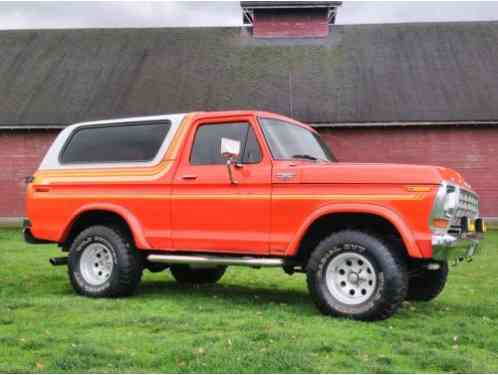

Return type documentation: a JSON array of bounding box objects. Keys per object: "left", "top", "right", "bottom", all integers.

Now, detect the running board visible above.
[{"left": 146, "top": 254, "right": 285, "bottom": 268}]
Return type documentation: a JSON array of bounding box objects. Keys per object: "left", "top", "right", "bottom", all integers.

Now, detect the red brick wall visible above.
[
  {"left": 0, "top": 130, "right": 58, "bottom": 218},
  {"left": 319, "top": 126, "right": 498, "bottom": 218},
  {"left": 1, "top": 127, "right": 497, "bottom": 218},
  {"left": 253, "top": 9, "right": 329, "bottom": 38}
]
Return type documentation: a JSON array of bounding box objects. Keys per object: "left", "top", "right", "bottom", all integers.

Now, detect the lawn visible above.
[{"left": 0, "top": 228, "right": 497, "bottom": 373}]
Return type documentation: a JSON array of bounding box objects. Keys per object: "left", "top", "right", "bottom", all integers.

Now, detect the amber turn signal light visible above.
[{"left": 432, "top": 218, "right": 450, "bottom": 228}]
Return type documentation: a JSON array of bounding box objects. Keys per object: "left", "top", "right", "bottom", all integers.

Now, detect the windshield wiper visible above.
[
  {"left": 292, "top": 154, "right": 318, "bottom": 161},
  {"left": 292, "top": 154, "right": 329, "bottom": 162}
]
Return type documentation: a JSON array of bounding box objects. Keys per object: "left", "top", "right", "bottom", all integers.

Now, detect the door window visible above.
[{"left": 190, "top": 122, "right": 262, "bottom": 165}]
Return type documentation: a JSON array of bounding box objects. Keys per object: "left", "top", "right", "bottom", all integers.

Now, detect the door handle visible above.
[{"left": 181, "top": 174, "right": 198, "bottom": 180}]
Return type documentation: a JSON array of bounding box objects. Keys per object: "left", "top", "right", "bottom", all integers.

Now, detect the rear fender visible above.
[{"left": 60, "top": 203, "right": 150, "bottom": 249}]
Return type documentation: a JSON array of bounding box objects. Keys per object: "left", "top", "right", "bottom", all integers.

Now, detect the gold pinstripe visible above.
[
  {"left": 35, "top": 161, "right": 174, "bottom": 184},
  {"left": 34, "top": 192, "right": 425, "bottom": 201},
  {"left": 32, "top": 111, "right": 426, "bottom": 203}
]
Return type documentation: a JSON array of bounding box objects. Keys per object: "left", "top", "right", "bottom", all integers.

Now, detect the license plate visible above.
[
  {"left": 462, "top": 217, "right": 481, "bottom": 233},
  {"left": 468, "top": 220, "right": 476, "bottom": 232}
]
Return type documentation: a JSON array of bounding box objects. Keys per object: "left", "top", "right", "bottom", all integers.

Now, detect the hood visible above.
[
  {"left": 291, "top": 162, "right": 465, "bottom": 186},
  {"left": 436, "top": 166, "right": 468, "bottom": 188}
]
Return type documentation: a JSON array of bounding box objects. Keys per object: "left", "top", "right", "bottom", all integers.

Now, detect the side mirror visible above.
[
  {"left": 220, "top": 138, "right": 241, "bottom": 184},
  {"left": 220, "top": 137, "right": 241, "bottom": 160}
]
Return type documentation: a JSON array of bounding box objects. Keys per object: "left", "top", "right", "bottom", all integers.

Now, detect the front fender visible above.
[
  {"left": 286, "top": 203, "right": 423, "bottom": 258},
  {"left": 60, "top": 203, "right": 151, "bottom": 249}
]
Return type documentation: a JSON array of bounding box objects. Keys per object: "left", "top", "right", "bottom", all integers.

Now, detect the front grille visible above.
[
  {"left": 456, "top": 189, "right": 479, "bottom": 220},
  {"left": 448, "top": 189, "right": 479, "bottom": 235}
]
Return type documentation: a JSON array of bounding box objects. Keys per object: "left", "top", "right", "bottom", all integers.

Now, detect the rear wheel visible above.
[
  {"left": 68, "top": 225, "right": 143, "bottom": 297},
  {"left": 406, "top": 262, "right": 448, "bottom": 301},
  {"left": 170, "top": 265, "right": 227, "bottom": 284},
  {"left": 306, "top": 230, "right": 408, "bottom": 321}
]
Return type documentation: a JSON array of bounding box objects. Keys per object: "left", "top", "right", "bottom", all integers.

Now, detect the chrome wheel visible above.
[
  {"left": 79, "top": 243, "right": 114, "bottom": 286},
  {"left": 325, "top": 252, "right": 377, "bottom": 305}
]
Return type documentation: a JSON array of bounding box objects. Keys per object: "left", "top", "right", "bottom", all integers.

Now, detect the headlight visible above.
[
  {"left": 430, "top": 182, "right": 459, "bottom": 232},
  {"left": 442, "top": 185, "right": 459, "bottom": 217}
]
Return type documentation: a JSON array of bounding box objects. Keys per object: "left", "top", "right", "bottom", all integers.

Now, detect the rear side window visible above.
[
  {"left": 60, "top": 122, "right": 171, "bottom": 164},
  {"left": 190, "top": 122, "right": 262, "bottom": 165}
]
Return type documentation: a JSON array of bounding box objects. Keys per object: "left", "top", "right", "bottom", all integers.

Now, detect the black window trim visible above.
[
  {"left": 188, "top": 121, "right": 263, "bottom": 166},
  {"left": 59, "top": 120, "right": 172, "bottom": 165}
]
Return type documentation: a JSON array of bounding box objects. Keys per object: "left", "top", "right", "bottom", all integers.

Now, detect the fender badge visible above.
[{"left": 276, "top": 172, "right": 296, "bottom": 181}]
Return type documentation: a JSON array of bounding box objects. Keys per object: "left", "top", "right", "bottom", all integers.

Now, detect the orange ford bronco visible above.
[{"left": 24, "top": 111, "right": 485, "bottom": 320}]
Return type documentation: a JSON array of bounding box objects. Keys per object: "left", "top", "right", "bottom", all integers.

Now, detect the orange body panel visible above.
[
  {"left": 170, "top": 113, "right": 272, "bottom": 254},
  {"left": 26, "top": 110, "right": 463, "bottom": 259}
]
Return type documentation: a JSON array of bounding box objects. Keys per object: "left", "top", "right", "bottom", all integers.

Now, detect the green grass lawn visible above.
[{"left": 0, "top": 229, "right": 497, "bottom": 373}]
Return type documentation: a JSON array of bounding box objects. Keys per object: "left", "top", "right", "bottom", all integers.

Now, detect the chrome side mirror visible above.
[
  {"left": 220, "top": 137, "right": 241, "bottom": 184},
  {"left": 220, "top": 137, "right": 241, "bottom": 160}
]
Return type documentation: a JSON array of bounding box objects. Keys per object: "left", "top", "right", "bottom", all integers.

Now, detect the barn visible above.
[{"left": 1, "top": 2, "right": 498, "bottom": 221}]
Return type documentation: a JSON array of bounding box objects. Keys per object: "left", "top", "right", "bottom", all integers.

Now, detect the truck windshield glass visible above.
[{"left": 260, "top": 118, "right": 335, "bottom": 162}]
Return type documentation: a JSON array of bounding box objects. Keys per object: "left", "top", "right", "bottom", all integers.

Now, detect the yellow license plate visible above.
[{"left": 468, "top": 221, "right": 476, "bottom": 232}]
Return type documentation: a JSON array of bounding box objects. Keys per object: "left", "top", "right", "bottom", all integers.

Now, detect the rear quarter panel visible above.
[{"left": 26, "top": 115, "right": 192, "bottom": 249}]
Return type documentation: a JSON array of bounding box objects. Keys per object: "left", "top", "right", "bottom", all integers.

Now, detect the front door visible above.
[{"left": 171, "top": 115, "right": 271, "bottom": 254}]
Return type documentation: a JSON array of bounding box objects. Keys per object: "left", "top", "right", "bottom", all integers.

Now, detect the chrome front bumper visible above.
[{"left": 432, "top": 233, "right": 482, "bottom": 262}]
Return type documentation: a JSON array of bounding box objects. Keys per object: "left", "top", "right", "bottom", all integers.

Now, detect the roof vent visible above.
[{"left": 241, "top": 1, "right": 342, "bottom": 38}]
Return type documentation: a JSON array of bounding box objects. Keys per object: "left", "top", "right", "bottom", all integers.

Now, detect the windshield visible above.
[{"left": 260, "top": 117, "right": 336, "bottom": 162}]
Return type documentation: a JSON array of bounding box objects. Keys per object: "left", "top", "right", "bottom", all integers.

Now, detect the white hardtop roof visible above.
[
  {"left": 39, "top": 113, "right": 187, "bottom": 170},
  {"left": 68, "top": 113, "right": 187, "bottom": 129}
]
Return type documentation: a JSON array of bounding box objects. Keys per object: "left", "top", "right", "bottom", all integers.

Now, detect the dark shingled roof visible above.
[{"left": 2, "top": 21, "right": 498, "bottom": 127}]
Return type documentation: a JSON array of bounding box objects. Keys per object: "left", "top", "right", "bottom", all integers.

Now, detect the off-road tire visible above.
[
  {"left": 68, "top": 225, "right": 143, "bottom": 297},
  {"left": 170, "top": 265, "right": 227, "bottom": 284},
  {"left": 406, "top": 262, "right": 448, "bottom": 301},
  {"left": 306, "top": 230, "right": 408, "bottom": 321}
]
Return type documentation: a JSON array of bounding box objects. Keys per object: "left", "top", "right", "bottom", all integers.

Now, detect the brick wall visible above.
[
  {"left": 253, "top": 9, "right": 329, "bottom": 38},
  {"left": 319, "top": 126, "right": 498, "bottom": 218},
  {"left": 0, "top": 130, "right": 58, "bottom": 218},
  {"left": 1, "top": 127, "right": 497, "bottom": 218}
]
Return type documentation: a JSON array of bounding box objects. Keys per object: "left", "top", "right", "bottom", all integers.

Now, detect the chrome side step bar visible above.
[{"left": 147, "top": 254, "right": 285, "bottom": 268}]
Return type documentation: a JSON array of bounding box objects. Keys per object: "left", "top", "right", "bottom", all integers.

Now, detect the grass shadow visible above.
[{"left": 138, "top": 279, "right": 315, "bottom": 312}]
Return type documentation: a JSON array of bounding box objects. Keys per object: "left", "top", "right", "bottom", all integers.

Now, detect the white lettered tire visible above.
[
  {"left": 306, "top": 230, "right": 408, "bottom": 321},
  {"left": 68, "top": 225, "right": 143, "bottom": 297}
]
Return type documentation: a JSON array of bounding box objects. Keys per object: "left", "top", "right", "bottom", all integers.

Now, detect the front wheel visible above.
[
  {"left": 306, "top": 230, "right": 408, "bottom": 321},
  {"left": 68, "top": 225, "right": 143, "bottom": 297},
  {"left": 170, "top": 265, "right": 227, "bottom": 284}
]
